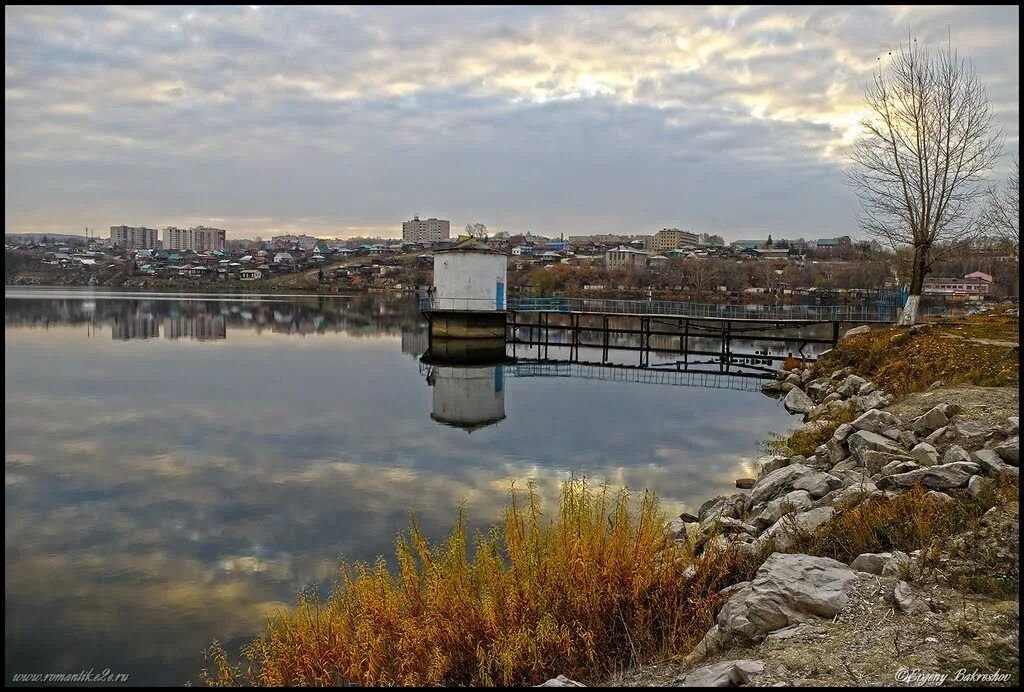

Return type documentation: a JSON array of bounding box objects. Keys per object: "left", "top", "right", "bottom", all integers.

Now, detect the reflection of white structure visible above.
[
  {"left": 428, "top": 365, "right": 506, "bottom": 432},
  {"left": 432, "top": 239, "right": 507, "bottom": 312}
]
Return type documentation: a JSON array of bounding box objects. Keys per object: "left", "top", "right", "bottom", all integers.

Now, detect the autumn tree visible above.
[{"left": 846, "top": 37, "right": 1002, "bottom": 323}]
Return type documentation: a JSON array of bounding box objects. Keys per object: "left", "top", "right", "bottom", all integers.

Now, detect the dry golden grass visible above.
[
  {"left": 786, "top": 480, "right": 1019, "bottom": 566},
  {"left": 201, "top": 480, "right": 752, "bottom": 687},
  {"left": 813, "top": 318, "right": 1018, "bottom": 399}
]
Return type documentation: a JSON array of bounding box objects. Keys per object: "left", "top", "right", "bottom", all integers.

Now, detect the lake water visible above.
[{"left": 4, "top": 289, "right": 810, "bottom": 685}]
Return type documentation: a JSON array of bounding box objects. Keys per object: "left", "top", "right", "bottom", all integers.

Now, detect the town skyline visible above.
[{"left": 5, "top": 6, "right": 1020, "bottom": 240}]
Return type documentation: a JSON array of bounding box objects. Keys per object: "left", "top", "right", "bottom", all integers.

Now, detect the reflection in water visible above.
[
  {"left": 426, "top": 365, "right": 506, "bottom": 432},
  {"left": 5, "top": 289, "right": 803, "bottom": 685}
]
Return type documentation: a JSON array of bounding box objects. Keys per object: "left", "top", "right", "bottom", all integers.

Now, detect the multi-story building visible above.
[
  {"left": 190, "top": 226, "right": 227, "bottom": 252},
  {"left": 644, "top": 228, "right": 700, "bottom": 252},
  {"left": 163, "top": 226, "right": 227, "bottom": 252},
  {"left": 110, "top": 225, "right": 159, "bottom": 249},
  {"left": 402, "top": 216, "right": 450, "bottom": 243},
  {"left": 163, "top": 227, "right": 191, "bottom": 251},
  {"left": 605, "top": 245, "right": 649, "bottom": 270}
]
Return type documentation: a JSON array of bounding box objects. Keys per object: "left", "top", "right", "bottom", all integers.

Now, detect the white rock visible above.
[
  {"left": 537, "top": 675, "right": 585, "bottom": 687},
  {"left": 967, "top": 475, "right": 992, "bottom": 499},
  {"left": 909, "top": 442, "right": 939, "bottom": 466},
  {"left": 850, "top": 552, "right": 896, "bottom": 575},
  {"left": 753, "top": 490, "right": 814, "bottom": 529},
  {"left": 851, "top": 408, "right": 902, "bottom": 435},
  {"left": 847, "top": 430, "right": 905, "bottom": 464},
  {"left": 746, "top": 464, "right": 814, "bottom": 508},
  {"left": 792, "top": 471, "right": 844, "bottom": 498},
  {"left": 970, "top": 449, "right": 1016, "bottom": 477},
  {"left": 760, "top": 507, "right": 835, "bottom": 551},
  {"left": 894, "top": 581, "right": 930, "bottom": 615},
  {"left": 993, "top": 436, "right": 1018, "bottom": 466},
  {"left": 783, "top": 387, "right": 815, "bottom": 415},
  {"left": 842, "top": 325, "right": 871, "bottom": 338},
  {"left": 881, "top": 551, "right": 911, "bottom": 577},
  {"left": 878, "top": 462, "right": 979, "bottom": 490},
  {"left": 836, "top": 375, "right": 868, "bottom": 397},
  {"left": 677, "top": 660, "right": 765, "bottom": 687},
  {"left": 942, "top": 445, "right": 971, "bottom": 464},
  {"left": 716, "top": 553, "right": 858, "bottom": 644},
  {"left": 912, "top": 406, "right": 948, "bottom": 434}
]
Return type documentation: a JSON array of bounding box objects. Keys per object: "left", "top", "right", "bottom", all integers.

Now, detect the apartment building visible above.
[
  {"left": 644, "top": 228, "right": 700, "bottom": 252},
  {"left": 163, "top": 226, "right": 227, "bottom": 252},
  {"left": 402, "top": 216, "right": 450, "bottom": 243},
  {"left": 110, "top": 225, "right": 159, "bottom": 249}
]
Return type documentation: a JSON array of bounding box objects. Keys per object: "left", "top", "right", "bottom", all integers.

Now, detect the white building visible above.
[
  {"left": 403, "top": 215, "right": 450, "bottom": 243},
  {"left": 110, "top": 225, "right": 159, "bottom": 249},
  {"left": 163, "top": 226, "right": 227, "bottom": 252},
  {"left": 604, "top": 245, "right": 648, "bottom": 270},
  {"left": 431, "top": 238, "right": 507, "bottom": 311}
]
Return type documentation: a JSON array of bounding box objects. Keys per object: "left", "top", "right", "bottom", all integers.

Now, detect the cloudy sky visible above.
[{"left": 4, "top": 5, "right": 1019, "bottom": 240}]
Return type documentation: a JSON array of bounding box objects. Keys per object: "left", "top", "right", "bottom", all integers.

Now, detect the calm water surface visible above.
[{"left": 5, "top": 288, "right": 807, "bottom": 685}]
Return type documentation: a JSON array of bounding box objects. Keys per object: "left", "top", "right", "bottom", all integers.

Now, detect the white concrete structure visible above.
[
  {"left": 432, "top": 239, "right": 507, "bottom": 311},
  {"left": 110, "top": 225, "right": 159, "bottom": 249},
  {"left": 403, "top": 215, "right": 450, "bottom": 243},
  {"left": 429, "top": 365, "right": 506, "bottom": 431}
]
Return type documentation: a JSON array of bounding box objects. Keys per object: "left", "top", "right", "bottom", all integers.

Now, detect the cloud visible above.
[{"left": 4, "top": 5, "right": 1019, "bottom": 239}]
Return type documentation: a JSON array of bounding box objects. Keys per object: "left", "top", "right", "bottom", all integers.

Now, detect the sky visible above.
[{"left": 4, "top": 5, "right": 1019, "bottom": 241}]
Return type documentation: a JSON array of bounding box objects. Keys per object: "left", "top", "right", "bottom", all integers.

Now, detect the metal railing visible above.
[{"left": 420, "top": 294, "right": 899, "bottom": 322}]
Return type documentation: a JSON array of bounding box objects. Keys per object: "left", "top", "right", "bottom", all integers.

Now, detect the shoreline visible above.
[{"left": 597, "top": 317, "right": 1020, "bottom": 687}]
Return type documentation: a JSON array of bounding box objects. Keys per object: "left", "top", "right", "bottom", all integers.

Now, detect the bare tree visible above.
[
  {"left": 682, "top": 257, "right": 720, "bottom": 299},
  {"left": 981, "top": 157, "right": 1019, "bottom": 262},
  {"left": 846, "top": 37, "right": 1002, "bottom": 323},
  {"left": 464, "top": 223, "right": 488, "bottom": 239}
]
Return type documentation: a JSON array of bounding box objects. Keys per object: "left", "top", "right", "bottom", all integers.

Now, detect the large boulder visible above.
[
  {"left": 716, "top": 553, "right": 858, "bottom": 644},
  {"left": 847, "top": 430, "right": 905, "bottom": 464},
  {"left": 746, "top": 464, "right": 814, "bottom": 509},
  {"left": 842, "top": 325, "right": 871, "bottom": 338},
  {"left": 792, "top": 471, "right": 844, "bottom": 498},
  {"left": 757, "top": 455, "right": 791, "bottom": 478},
  {"left": 836, "top": 375, "right": 868, "bottom": 397},
  {"left": 677, "top": 660, "right": 765, "bottom": 687},
  {"left": 860, "top": 449, "right": 916, "bottom": 475},
  {"left": 783, "top": 387, "right": 814, "bottom": 415},
  {"left": 993, "top": 436, "right": 1019, "bottom": 466},
  {"left": 751, "top": 490, "right": 814, "bottom": 529},
  {"left": 911, "top": 406, "right": 948, "bottom": 435},
  {"left": 877, "top": 462, "right": 980, "bottom": 490},
  {"left": 941, "top": 445, "right": 972, "bottom": 464},
  {"left": 970, "top": 449, "right": 1018, "bottom": 478},
  {"left": 850, "top": 408, "right": 901, "bottom": 435},
  {"left": 759, "top": 507, "right": 835, "bottom": 551},
  {"left": 909, "top": 442, "right": 939, "bottom": 466}
]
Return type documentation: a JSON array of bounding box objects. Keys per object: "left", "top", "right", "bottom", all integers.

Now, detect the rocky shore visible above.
[{"left": 539, "top": 326, "right": 1019, "bottom": 688}]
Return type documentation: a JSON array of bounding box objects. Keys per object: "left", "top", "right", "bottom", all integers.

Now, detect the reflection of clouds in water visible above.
[{"left": 5, "top": 308, "right": 797, "bottom": 683}]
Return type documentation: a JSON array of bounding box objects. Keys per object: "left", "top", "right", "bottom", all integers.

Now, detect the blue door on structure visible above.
[{"left": 496, "top": 280, "right": 505, "bottom": 310}]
